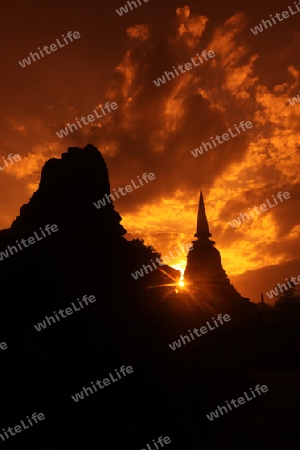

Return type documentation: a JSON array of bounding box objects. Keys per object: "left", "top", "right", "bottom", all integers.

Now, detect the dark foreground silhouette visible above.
[{"left": 0, "top": 145, "right": 299, "bottom": 449}]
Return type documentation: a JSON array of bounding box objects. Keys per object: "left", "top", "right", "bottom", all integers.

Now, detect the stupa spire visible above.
[
  {"left": 194, "top": 190, "right": 212, "bottom": 239},
  {"left": 184, "top": 189, "right": 249, "bottom": 304}
]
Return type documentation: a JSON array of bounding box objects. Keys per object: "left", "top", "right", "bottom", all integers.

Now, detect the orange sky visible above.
[{"left": 1, "top": 0, "right": 300, "bottom": 302}]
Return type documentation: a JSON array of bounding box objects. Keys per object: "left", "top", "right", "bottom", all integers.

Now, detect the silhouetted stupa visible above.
[{"left": 184, "top": 191, "right": 248, "bottom": 304}]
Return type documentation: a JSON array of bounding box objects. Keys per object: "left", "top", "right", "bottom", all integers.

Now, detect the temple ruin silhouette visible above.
[
  {"left": 0, "top": 145, "right": 299, "bottom": 449},
  {"left": 184, "top": 190, "right": 249, "bottom": 305}
]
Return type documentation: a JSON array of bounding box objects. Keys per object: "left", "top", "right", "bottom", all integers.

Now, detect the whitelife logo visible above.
[
  {"left": 56, "top": 102, "right": 118, "bottom": 139},
  {"left": 0, "top": 224, "right": 58, "bottom": 262},
  {"left": 141, "top": 435, "right": 171, "bottom": 450},
  {"left": 93, "top": 172, "right": 155, "bottom": 209},
  {"left": 131, "top": 242, "right": 193, "bottom": 280},
  {"left": 228, "top": 191, "right": 291, "bottom": 228},
  {"left": 0, "top": 153, "right": 21, "bottom": 171},
  {"left": 191, "top": 121, "right": 253, "bottom": 157},
  {"left": 169, "top": 314, "right": 231, "bottom": 351},
  {"left": 288, "top": 90, "right": 300, "bottom": 106},
  {"left": 71, "top": 365, "right": 134, "bottom": 402},
  {"left": 0, "top": 412, "right": 45, "bottom": 444},
  {"left": 266, "top": 274, "right": 300, "bottom": 299},
  {"left": 33, "top": 295, "right": 97, "bottom": 332},
  {"left": 250, "top": 2, "right": 300, "bottom": 35},
  {"left": 206, "top": 385, "right": 269, "bottom": 421},
  {"left": 116, "top": 0, "right": 149, "bottom": 16},
  {"left": 18, "top": 31, "right": 81, "bottom": 68},
  {"left": 153, "top": 50, "right": 215, "bottom": 87}
]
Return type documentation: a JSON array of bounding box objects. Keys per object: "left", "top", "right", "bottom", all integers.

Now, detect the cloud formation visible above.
[{"left": 1, "top": 2, "right": 300, "bottom": 301}]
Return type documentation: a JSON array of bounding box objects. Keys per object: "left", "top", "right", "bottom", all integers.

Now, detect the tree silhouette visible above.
[
  {"left": 130, "top": 238, "right": 161, "bottom": 261},
  {"left": 274, "top": 285, "right": 300, "bottom": 317}
]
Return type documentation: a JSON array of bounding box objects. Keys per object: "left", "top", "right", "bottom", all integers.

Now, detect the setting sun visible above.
[{"left": 173, "top": 265, "right": 186, "bottom": 289}]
